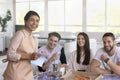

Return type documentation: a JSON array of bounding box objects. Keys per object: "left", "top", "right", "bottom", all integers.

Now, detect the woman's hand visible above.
[
  {"left": 40, "top": 51, "right": 48, "bottom": 58},
  {"left": 31, "top": 52, "right": 41, "bottom": 60}
]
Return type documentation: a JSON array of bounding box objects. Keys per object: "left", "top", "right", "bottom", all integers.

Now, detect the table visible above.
[{"left": 35, "top": 71, "right": 62, "bottom": 80}]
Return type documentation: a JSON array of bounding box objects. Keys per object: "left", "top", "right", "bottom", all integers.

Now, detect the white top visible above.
[
  {"left": 94, "top": 46, "right": 120, "bottom": 70},
  {"left": 68, "top": 50, "right": 93, "bottom": 71}
]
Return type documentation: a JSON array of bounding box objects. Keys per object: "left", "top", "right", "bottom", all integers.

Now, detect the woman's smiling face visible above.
[
  {"left": 77, "top": 34, "right": 85, "bottom": 48},
  {"left": 25, "top": 15, "right": 40, "bottom": 32}
]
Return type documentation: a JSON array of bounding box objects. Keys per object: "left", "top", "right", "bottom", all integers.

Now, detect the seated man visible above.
[
  {"left": 38, "top": 32, "right": 67, "bottom": 72},
  {"left": 91, "top": 32, "right": 120, "bottom": 79}
]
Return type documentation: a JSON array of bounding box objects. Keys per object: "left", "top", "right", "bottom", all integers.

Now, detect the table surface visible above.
[
  {"left": 34, "top": 72, "right": 120, "bottom": 80},
  {"left": 36, "top": 71, "right": 61, "bottom": 80}
]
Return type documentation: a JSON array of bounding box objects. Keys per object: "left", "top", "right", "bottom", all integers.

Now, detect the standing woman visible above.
[
  {"left": 3, "top": 11, "right": 41, "bottom": 80},
  {"left": 68, "top": 32, "right": 93, "bottom": 72}
]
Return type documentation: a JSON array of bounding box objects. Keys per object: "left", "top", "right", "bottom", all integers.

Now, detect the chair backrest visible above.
[
  {"left": 33, "top": 31, "right": 76, "bottom": 47},
  {"left": 86, "top": 32, "right": 105, "bottom": 43}
]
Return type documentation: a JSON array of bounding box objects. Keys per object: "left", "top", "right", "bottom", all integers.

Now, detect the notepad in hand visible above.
[{"left": 31, "top": 56, "right": 46, "bottom": 67}]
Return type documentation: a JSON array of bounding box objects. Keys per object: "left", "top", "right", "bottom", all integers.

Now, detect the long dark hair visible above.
[{"left": 76, "top": 32, "right": 90, "bottom": 65}]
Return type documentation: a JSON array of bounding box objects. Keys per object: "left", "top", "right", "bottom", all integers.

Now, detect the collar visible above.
[{"left": 22, "top": 29, "right": 32, "bottom": 37}]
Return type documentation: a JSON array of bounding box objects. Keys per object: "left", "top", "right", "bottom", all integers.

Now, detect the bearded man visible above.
[{"left": 91, "top": 32, "right": 120, "bottom": 79}]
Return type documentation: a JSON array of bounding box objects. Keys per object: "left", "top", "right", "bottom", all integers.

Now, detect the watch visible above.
[
  {"left": 111, "top": 70, "right": 114, "bottom": 74},
  {"left": 104, "top": 58, "right": 110, "bottom": 63}
]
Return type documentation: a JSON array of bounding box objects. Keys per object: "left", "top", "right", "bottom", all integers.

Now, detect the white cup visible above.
[{"left": 59, "top": 67, "right": 65, "bottom": 76}]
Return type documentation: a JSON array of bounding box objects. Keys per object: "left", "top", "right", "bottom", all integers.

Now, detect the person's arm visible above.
[
  {"left": 106, "top": 60, "right": 120, "bottom": 75},
  {"left": 7, "top": 31, "right": 23, "bottom": 61},
  {"left": 7, "top": 31, "right": 40, "bottom": 62},
  {"left": 42, "top": 53, "right": 58, "bottom": 70},
  {"left": 91, "top": 59, "right": 111, "bottom": 74},
  {"left": 101, "top": 54, "right": 120, "bottom": 75},
  {"left": 20, "top": 52, "right": 40, "bottom": 60},
  {"left": 60, "top": 47, "right": 67, "bottom": 64}
]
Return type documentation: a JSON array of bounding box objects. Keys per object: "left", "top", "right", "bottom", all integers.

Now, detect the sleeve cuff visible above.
[
  {"left": 7, "top": 53, "right": 21, "bottom": 62},
  {"left": 17, "top": 53, "right": 21, "bottom": 61}
]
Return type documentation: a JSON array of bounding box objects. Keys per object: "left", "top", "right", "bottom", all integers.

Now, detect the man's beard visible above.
[{"left": 104, "top": 46, "right": 114, "bottom": 53}]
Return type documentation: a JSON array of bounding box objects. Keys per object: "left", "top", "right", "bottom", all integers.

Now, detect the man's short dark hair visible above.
[
  {"left": 102, "top": 32, "right": 115, "bottom": 40},
  {"left": 48, "top": 32, "right": 61, "bottom": 41}
]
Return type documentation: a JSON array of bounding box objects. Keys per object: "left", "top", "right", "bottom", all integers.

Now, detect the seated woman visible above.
[{"left": 68, "top": 32, "right": 93, "bottom": 72}]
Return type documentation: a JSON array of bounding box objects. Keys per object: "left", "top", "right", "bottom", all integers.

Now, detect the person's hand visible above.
[
  {"left": 101, "top": 54, "right": 108, "bottom": 61},
  {"left": 31, "top": 52, "right": 41, "bottom": 60},
  {"left": 40, "top": 51, "right": 48, "bottom": 58},
  {"left": 59, "top": 64, "right": 67, "bottom": 68},
  {"left": 50, "top": 52, "right": 59, "bottom": 61}
]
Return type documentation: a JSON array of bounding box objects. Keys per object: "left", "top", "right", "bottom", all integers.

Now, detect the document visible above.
[{"left": 31, "top": 56, "right": 46, "bottom": 67}]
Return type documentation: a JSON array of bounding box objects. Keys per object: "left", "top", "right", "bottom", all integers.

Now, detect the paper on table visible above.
[
  {"left": 31, "top": 56, "right": 46, "bottom": 67},
  {"left": 103, "top": 74, "right": 120, "bottom": 80}
]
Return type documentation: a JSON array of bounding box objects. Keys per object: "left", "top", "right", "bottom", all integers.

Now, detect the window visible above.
[
  {"left": 16, "top": 0, "right": 44, "bottom": 31},
  {"left": 48, "top": 0, "right": 64, "bottom": 31},
  {"left": 16, "top": 0, "right": 120, "bottom": 34}
]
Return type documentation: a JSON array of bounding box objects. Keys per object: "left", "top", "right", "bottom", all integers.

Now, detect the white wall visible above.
[
  {"left": 0, "top": 0, "right": 15, "bottom": 48},
  {"left": 0, "top": 0, "right": 15, "bottom": 33}
]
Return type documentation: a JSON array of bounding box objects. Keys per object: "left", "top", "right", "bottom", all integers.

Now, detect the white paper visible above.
[{"left": 31, "top": 56, "right": 46, "bottom": 67}]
